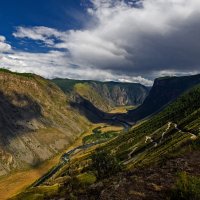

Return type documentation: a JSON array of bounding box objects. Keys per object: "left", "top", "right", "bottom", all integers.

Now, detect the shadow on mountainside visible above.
[
  {"left": 69, "top": 94, "right": 120, "bottom": 125},
  {"left": 0, "top": 91, "right": 44, "bottom": 146}
]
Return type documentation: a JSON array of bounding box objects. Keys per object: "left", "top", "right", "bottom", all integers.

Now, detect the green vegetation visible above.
[
  {"left": 83, "top": 127, "right": 119, "bottom": 144},
  {"left": 128, "top": 74, "right": 200, "bottom": 122},
  {"left": 91, "top": 149, "right": 121, "bottom": 179},
  {"left": 171, "top": 172, "right": 200, "bottom": 200},
  {"left": 51, "top": 78, "right": 85, "bottom": 92},
  {"left": 83, "top": 131, "right": 119, "bottom": 144},
  {"left": 10, "top": 75, "right": 200, "bottom": 200},
  {"left": 191, "top": 137, "right": 200, "bottom": 150},
  {"left": 12, "top": 184, "right": 59, "bottom": 200},
  {"left": 74, "top": 172, "right": 97, "bottom": 186},
  {"left": 96, "top": 84, "right": 200, "bottom": 168},
  {"left": 0, "top": 68, "right": 34, "bottom": 78}
]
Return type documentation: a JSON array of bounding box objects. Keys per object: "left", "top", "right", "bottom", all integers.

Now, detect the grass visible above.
[
  {"left": 83, "top": 131, "right": 119, "bottom": 144},
  {"left": 0, "top": 68, "right": 34, "bottom": 78},
  {"left": 12, "top": 184, "right": 60, "bottom": 200},
  {"left": 82, "top": 124, "right": 124, "bottom": 144},
  {"left": 0, "top": 123, "right": 123, "bottom": 200},
  {"left": 0, "top": 156, "right": 60, "bottom": 200},
  {"left": 99, "top": 125, "right": 123, "bottom": 132},
  {"left": 171, "top": 172, "right": 200, "bottom": 200},
  {"left": 74, "top": 172, "right": 96, "bottom": 186}
]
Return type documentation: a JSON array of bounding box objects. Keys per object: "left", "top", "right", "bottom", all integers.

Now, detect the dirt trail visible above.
[
  {"left": 159, "top": 122, "right": 172, "bottom": 144},
  {"left": 174, "top": 123, "right": 197, "bottom": 140}
]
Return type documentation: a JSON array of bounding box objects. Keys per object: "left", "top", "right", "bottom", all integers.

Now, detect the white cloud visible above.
[
  {"left": 2, "top": 0, "right": 200, "bottom": 85},
  {"left": 0, "top": 35, "right": 11, "bottom": 52},
  {"left": 13, "top": 26, "right": 65, "bottom": 46},
  {"left": 0, "top": 49, "right": 153, "bottom": 85}
]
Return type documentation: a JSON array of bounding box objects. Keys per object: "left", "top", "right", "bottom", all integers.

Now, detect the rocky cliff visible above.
[
  {"left": 0, "top": 70, "right": 89, "bottom": 176},
  {"left": 52, "top": 79, "right": 150, "bottom": 112},
  {"left": 125, "top": 74, "right": 200, "bottom": 122}
]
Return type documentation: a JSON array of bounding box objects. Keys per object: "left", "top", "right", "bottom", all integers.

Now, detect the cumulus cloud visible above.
[
  {"left": 0, "top": 49, "right": 152, "bottom": 85},
  {"left": 0, "top": 36, "right": 11, "bottom": 52},
  {"left": 2, "top": 0, "right": 200, "bottom": 85},
  {"left": 13, "top": 26, "right": 65, "bottom": 46}
]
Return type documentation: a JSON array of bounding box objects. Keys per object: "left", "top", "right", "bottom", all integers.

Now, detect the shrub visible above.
[
  {"left": 191, "top": 137, "right": 200, "bottom": 150},
  {"left": 91, "top": 149, "right": 121, "bottom": 179},
  {"left": 171, "top": 172, "right": 200, "bottom": 200},
  {"left": 75, "top": 172, "right": 97, "bottom": 186}
]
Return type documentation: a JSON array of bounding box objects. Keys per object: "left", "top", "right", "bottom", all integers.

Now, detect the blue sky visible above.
[
  {"left": 0, "top": 0, "right": 200, "bottom": 85},
  {"left": 0, "top": 0, "right": 90, "bottom": 51}
]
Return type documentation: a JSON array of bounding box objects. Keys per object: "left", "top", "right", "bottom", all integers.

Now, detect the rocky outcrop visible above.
[
  {"left": 52, "top": 79, "right": 150, "bottom": 112},
  {"left": 0, "top": 71, "right": 89, "bottom": 176},
  {"left": 125, "top": 74, "right": 200, "bottom": 122}
]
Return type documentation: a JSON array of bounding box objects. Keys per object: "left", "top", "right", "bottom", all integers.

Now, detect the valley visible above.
[
  {"left": 1, "top": 1, "right": 200, "bottom": 200},
  {"left": 0, "top": 70, "right": 200, "bottom": 200},
  {"left": 52, "top": 78, "right": 149, "bottom": 112},
  {"left": 0, "top": 122, "right": 124, "bottom": 199}
]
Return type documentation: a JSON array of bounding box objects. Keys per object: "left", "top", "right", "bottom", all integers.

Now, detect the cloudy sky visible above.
[{"left": 1, "top": 0, "right": 200, "bottom": 85}]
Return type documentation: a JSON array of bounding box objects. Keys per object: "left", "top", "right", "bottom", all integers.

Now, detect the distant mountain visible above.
[
  {"left": 16, "top": 75, "right": 200, "bottom": 200},
  {"left": 0, "top": 69, "right": 89, "bottom": 176},
  {"left": 52, "top": 78, "right": 150, "bottom": 112},
  {"left": 125, "top": 74, "right": 200, "bottom": 122}
]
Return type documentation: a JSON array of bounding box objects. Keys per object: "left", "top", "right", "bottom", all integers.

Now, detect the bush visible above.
[
  {"left": 91, "top": 149, "right": 121, "bottom": 179},
  {"left": 75, "top": 172, "right": 97, "bottom": 186},
  {"left": 171, "top": 172, "right": 200, "bottom": 200},
  {"left": 191, "top": 137, "right": 200, "bottom": 150}
]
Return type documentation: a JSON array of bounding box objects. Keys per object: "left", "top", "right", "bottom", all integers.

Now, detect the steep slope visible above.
[
  {"left": 125, "top": 74, "right": 200, "bottom": 122},
  {"left": 52, "top": 78, "right": 149, "bottom": 112},
  {"left": 16, "top": 82, "right": 200, "bottom": 200},
  {"left": 0, "top": 69, "right": 89, "bottom": 176}
]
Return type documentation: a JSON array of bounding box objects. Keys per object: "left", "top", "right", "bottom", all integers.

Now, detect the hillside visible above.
[
  {"left": 124, "top": 74, "right": 200, "bottom": 122},
  {"left": 0, "top": 69, "right": 90, "bottom": 176},
  {"left": 15, "top": 80, "right": 200, "bottom": 199},
  {"left": 52, "top": 78, "right": 149, "bottom": 112}
]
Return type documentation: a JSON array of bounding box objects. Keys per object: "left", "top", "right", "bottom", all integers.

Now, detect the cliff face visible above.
[
  {"left": 52, "top": 79, "right": 150, "bottom": 112},
  {"left": 0, "top": 71, "right": 89, "bottom": 176},
  {"left": 125, "top": 74, "right": 200, "bottom": 122}
]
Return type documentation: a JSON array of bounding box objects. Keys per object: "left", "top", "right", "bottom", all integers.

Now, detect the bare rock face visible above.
[
  {"left": 0, "top": 71, "right": 89, "bottom": 176},
  {"left": 52, "top": 79, "right": 150, "bottom": 112},
  {"left": 124, "top": 74, "right": 200, "bottom": 122}
]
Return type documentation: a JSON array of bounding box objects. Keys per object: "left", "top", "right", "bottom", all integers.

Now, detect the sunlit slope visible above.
[
  {"left": 0, "top": 69, "right": 89, "bottom": 176},
  {"left": 106, "top": 84, "right": 200, "bottom": 166},
  {"left": 12, "top": 81, "right": 200, "bottom": 200}
]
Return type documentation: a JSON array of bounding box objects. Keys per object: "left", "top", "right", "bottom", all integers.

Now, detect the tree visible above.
[{"left": 91, "top": 149, "right": 121, "bottom": 179}]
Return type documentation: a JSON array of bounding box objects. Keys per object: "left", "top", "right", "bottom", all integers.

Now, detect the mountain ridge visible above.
[
  {"left": 52, "top": 78, "right": 150, "bottom": 112},
  {"left": 124, "top": 74, "right": 200, "bottom": 122},
  {"left": 0, "top": 70, "right": 90, "bottom": 176},
  {"left": 13, "top": 74, "right": 200, "bottom": 200}
]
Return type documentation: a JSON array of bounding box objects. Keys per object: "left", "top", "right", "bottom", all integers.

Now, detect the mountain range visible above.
[
  {"left": 52, "top": 78, "right": 150, "bottom": 112},
  {"left": 0, "top": 69, "right": 200, "bottom": 200}
]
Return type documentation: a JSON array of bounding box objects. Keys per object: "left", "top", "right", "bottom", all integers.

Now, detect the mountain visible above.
[
  {"left": 52, "top": 78, "right": 150, "bottom": 112},
  {"left": 15, "top": 79, "right": 200, "bottom": 200},
  {"left": 0, "top": 69, "right": 90, "bottom": 176},
  {"left": 124, "top": 74, "right": 200, "bottom": 122}
]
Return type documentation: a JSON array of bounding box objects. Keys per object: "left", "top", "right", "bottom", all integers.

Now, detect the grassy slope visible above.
[
  {"left": 0, "top": 69, "right": 90, "bottom": 176},
  {"left": 126, "top": 74, "right": 200, "bottom": 122},
  {"left": 105, "top": 84, "right": 200, "bottom": 164},
  {"left": 82, "top": 84, "right": 200, "bottom": 168},
  {"left": 0, "top": 155, "right": 60, "bottom": 200},
  {"left": 10, "top": 123, "right": 124, "bottom": 200}
]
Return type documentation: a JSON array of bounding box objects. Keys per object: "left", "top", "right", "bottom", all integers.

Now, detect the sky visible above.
[{"left": 1, "top": 0, "right": 200, "bottom": 86}]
